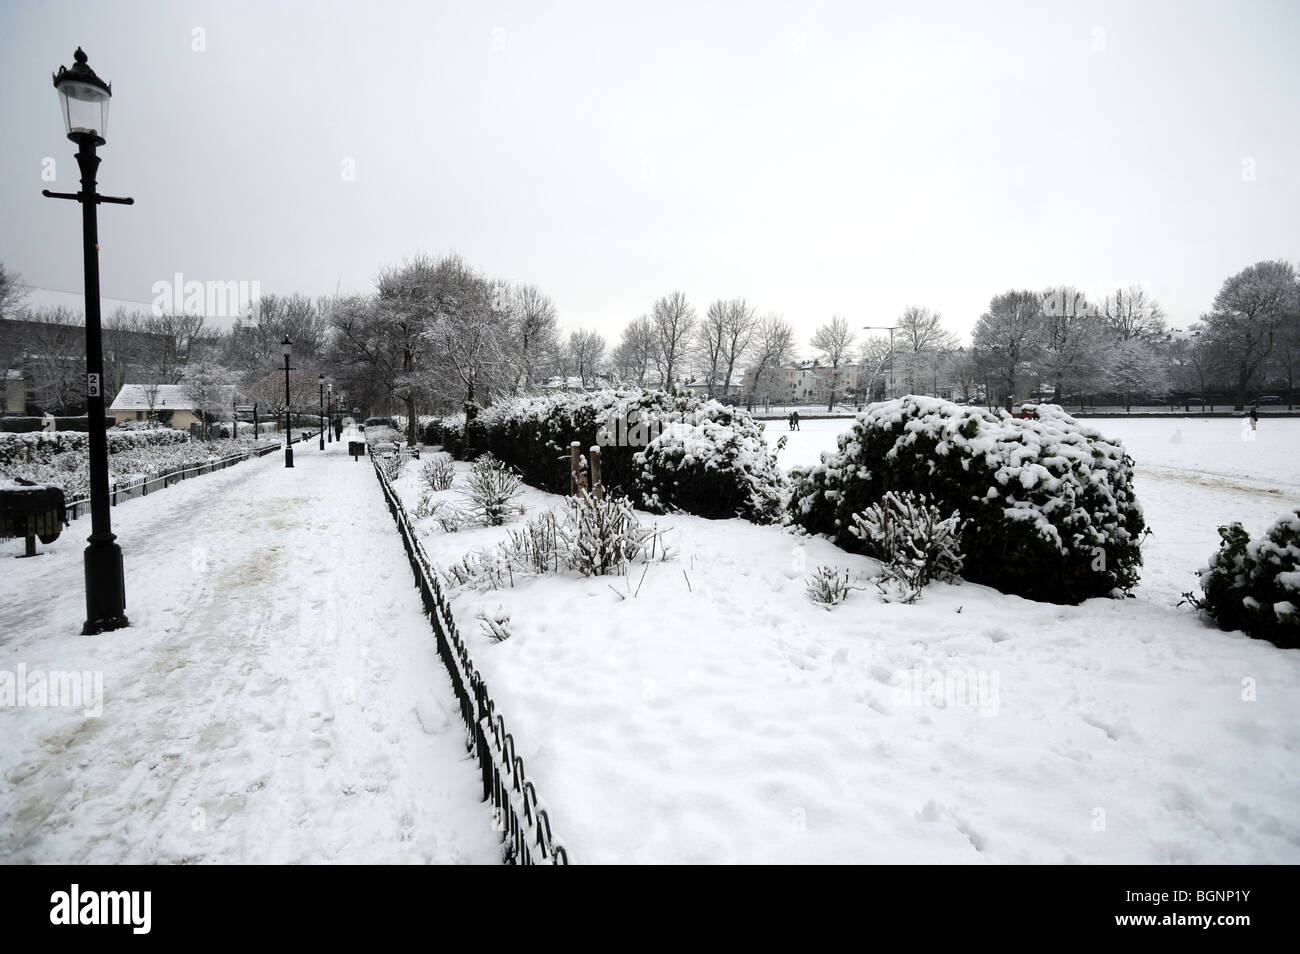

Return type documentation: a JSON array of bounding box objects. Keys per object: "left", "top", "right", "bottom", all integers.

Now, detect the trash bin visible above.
[{"left": 348, "top": 440, "right": 365, "bottom": 460}]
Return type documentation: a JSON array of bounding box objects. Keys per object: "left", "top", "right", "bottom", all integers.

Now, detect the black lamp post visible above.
[
  {"left": 318, "top": 374, "right": 326, "bottom": 450},
  {"left": 327, "top": 382, "right": 333, "bottom": 443},
  {"left": 43, "top": 48, "right": 131, "bottom": 635},
  {"left": 282, "top": 336, "right": 294, "bottom": 468}
]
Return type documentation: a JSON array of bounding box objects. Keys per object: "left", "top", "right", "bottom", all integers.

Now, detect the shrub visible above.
[
  {"left": 789, "top": 396, "right": 1144, "bottom": 604},
  {"left": 634, "top": 417, "right": 786, "bottom": 521},
  {"left": 460, "top": 453, "right": 523, "bottom": 526},
  {"left": 464, "top": 389, "right": 785, "bottom": 523},
  {"left": 477, "top": 606, "right": 512, "bottom": 642},
  {"left": 559, "top": 491, "right": 652, "bottom": 577},
  {"left": 1190, "top": 510, "right": 1300, "bottom": 649},
  {"left": 805, "top": 566, "right": 857, "bottom": 607},
  {"left": 420, "top": 454, "right": 456, "bottom": 492},
  {"left": 849, "top": 491, "right": 965, "bottom": 603}
]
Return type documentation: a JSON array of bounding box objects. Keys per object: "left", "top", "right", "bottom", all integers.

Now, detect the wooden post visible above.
[
  {"left": 589, "top": 445, "right": 603, "bottom": 500},
  {"left": 570, "top": 441, "right": 581, "bottom": 496}
]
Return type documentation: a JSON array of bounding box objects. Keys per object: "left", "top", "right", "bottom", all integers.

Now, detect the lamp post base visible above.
[
  {"left": 82, "top": 535, "right": 128, "bottom": 635},
  {"left": 285, "top": 445, "right": 294, "bottom": 468}
]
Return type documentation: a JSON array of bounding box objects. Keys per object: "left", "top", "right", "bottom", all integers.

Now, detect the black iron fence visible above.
[
  {"left": 371, "top": 454, "right": 569, "bottom": 865},
  {"left": 64, "top": 429, "right": 322, "bottom": 522}
]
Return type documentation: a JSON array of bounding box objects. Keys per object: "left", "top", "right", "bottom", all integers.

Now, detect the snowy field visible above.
[
  {"left": 0, "top": 434, "right": 499, "bottom": 864},
  {"left": 400, "top": 415, "right": 1300, "bottom": 864}
]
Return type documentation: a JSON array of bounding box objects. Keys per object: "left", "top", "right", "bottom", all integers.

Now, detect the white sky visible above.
[{"left": 2, "top": 0, "right": 1297, "bottom": 351}]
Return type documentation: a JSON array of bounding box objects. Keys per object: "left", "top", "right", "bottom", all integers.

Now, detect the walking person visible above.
[
  {"left": 791, "top": 409, "right": 800, "bottom": 431},
  {"left": 1250, "top": 405, "right": 1259, "bottom": 431}
]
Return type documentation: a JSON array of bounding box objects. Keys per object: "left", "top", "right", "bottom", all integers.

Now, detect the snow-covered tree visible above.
[{"left": 1203, "top": 260, "right": 1299, "bottom": 408}]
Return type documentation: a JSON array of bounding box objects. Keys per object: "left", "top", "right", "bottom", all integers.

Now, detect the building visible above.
[{"left": 109, "top": 383, "right": 237, "bottom": 430}]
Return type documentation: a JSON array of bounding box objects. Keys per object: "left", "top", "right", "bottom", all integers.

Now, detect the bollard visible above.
[
  {"left": 570, "top": 442, "right": 581, "bottom": 496},
  {"left": 590, "top": 445, "right": 603, "bottom": 500}
]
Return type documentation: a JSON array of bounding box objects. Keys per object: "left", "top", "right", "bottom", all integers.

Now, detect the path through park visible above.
[{"left": 0, "top": 432, "right": 500, "bottom": 864}]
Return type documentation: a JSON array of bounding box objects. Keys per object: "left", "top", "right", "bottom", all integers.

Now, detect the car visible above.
[{"left": 1257, "top": 395, "right": 1282, "bottom": 405}]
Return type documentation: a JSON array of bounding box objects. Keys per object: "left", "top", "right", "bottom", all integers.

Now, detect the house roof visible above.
[{"left": 110, "top": 383, "right": 236, "bottom": 411}]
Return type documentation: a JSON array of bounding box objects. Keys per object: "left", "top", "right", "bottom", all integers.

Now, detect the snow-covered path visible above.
[{"left": 0, "top": 434, "right": 499, "bottom": 864}]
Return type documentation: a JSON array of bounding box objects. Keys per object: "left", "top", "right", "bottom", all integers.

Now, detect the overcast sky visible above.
[{"left": 2, "top": 0, "right": 1297, "bottom": 349}]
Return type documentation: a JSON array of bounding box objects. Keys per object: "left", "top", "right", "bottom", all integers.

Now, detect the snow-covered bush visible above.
[
  {"left": 422, "top": 415, "right": 468, "bottom": 456},
  {"left": 849, "top": 491, "right": 965, "bottom": 603},
  {"left": 420, "top": 454, "right": 456, "bottom": 492},
  {"left": 504, "top": 510, "right": 565, "bottom": 574},
  {"left": 460, "top": 453, "right": 523, "bottom": 526},
  {"left": 560, "top": 491, "right": 652, "bottom": 577},
  {"left": 464, "top": 389, "right": 785, "bottom": 523},
  {"left": 1190, "top": 510, "right": 1300, "bottom": 649},
  {"left": 634, "top": 417, "right": 786, "bottom": 522},
  {"left": 477, "top": 606, "right": 512, "bottom": 642},
  {"left": 789, "top": 396, "right": 1145, "bottom": 604},
  {"left": 805, "top": 566, "right": 857, "bottom": 607}
]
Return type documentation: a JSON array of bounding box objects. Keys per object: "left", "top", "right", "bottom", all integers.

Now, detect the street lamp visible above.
[
  {"left": 862, "top": 324, "right": 897, "bottom": 402},
  {"left": 281, "top": 336, "right": 294, "bottom": 468},
  {"left": 327, "top": 382, "right": 333, "bottom": 443},
  {"left": 318, "top": 374, "right": 326, "bottom": 450},
  {"left": 43, "top": 48, "right": 132, "bottom": 635}
]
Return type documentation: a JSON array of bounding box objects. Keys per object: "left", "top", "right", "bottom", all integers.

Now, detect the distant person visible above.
[
  {"left": 791, "top": 410, "right": 800, "bottom": 431},
  {"left": 1250, "top": 406, "right": 1259, "bottom": 431}
]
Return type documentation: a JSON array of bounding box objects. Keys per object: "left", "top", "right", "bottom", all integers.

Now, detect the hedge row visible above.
[
  {"left": 425, "top": 391, "right": 786, "bottom": 522},
  {"left": 789, "top": 396, "right": 1146, "bottom": 604},
  {"left": 0, "top": 428, "right": 191, "bottom": 468},
  {"left": 0, "top": 416, "right": 115, "bottom": 433}
]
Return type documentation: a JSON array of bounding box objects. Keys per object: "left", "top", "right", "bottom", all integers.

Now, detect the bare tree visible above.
[
  {"left": 745, "top": 313, "right": 794, "bottom": 411},
  {"left": 719, "top": 299, "right": 757, "bottom": 400},
  {"left": 893, "top": 306, "right": 957, "bottom": 396},
  {"left": 651, "top": 291, "right": 696, "bottom": 390},
  {"left": 0, "top": 263, "right": 29, "bottom": 319},
  {"left": 21, "top": 307, "right": 85, "bottom": 414},
  {"left": 612, "top": 315, "right": 655, "bottom": 387},
  {"left": 810, "top": 315, "right": 856, "bottom": 410},
  {"left": 695, "top": 301, "right": 728, "bottom": 396},
  {"left": 1100, "top": 285, "right": 1167, "bottom": 341},
  {"left": 513, "top": 284, "right": 558, "bottom": 392},
  {"left": 567, "top": 329, "right": 607, "bottom": 387},
  {"left": 1036, "top": 286, "right": 1105, "bottom": 404},
  {"left": 971, "top": 290, "right": 1043, "bottom": 407}
]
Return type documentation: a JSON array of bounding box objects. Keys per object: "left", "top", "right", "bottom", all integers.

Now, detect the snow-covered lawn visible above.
[
  {"left": 400, "top": 416, "right": 1300, "bottom": 864},
  {"left": 0, "top": 432, "right": 499, "bottom": 864}
]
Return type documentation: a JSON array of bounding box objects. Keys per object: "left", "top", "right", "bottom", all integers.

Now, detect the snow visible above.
[
  {"left": 391, "top": 417, "right": 1300, "bottom": 864},
  {"left": 0, "top": 430, "right": 499, "bottom": 864}
]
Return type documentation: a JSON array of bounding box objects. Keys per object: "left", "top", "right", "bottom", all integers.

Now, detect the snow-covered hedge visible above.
[
  {"left": 1193, "top": 510, "right": 1300, "bottom": 649},
  {"left": 789, "top": 396, "right": 1145, "bottom": 604},
  {"left": 0, "top": 428, "right": 189, "bottom": 467},
  {"left": 459, "top": 389, "right": 786, "bottom": 522},
  {"left": 0, "top": 432, "right": 275, "bottom": 501}
]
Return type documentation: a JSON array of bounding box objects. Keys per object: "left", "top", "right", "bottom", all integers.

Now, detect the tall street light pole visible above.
[
  {"left": 318, "top": 374, "right": 326, "bottom": 450},
  {"left": 43, "top": 48, "right": 132, "bottom": 635},
  {"left": 327, "top": 382, "right": 333, "bottom": 443},
  {"left": 282, "top": 336, "right": 294, "bottom": 468}
]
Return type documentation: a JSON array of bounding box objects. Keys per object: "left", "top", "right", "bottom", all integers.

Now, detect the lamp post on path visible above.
[
  {"left": 43, "top": 48, "right": 132, "bottom": 635},
  {"left": 282, "top": 336, "right": 294, "bottom": 468},
  {"left": 318, "top": 374, "right": 326, "bottom": 450}
]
